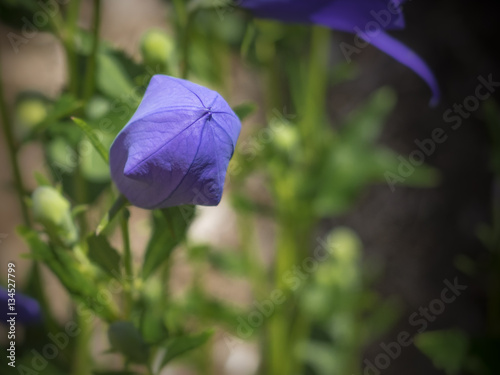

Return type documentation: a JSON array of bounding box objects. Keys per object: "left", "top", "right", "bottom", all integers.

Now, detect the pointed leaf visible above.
[
  {"left": 108, "top": 321, "right": 150, "bottom": 364},
  {"left": 160, "top": 330, "right": 213, "bottom": 368},
  {"left": 72, "top": 117, "right": 109, "bottom": 164},
  {"left": 233, "top": 102, "right": 257, "bottom": 121},
  {"left": 87, "top": 234, "right": 122, "bottom": 279}
]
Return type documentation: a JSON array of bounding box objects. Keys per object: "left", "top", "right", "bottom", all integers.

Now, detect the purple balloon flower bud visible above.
[
  {"left": 110, "top": 75, "right": 241, "bottom": 209},
  {"left": 1, "top": 287, "right": 42, "bottom": 324}
]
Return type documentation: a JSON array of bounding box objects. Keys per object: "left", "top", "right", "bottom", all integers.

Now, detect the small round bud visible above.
[
  {"left": 32, "top": 186, "right": 77, "bottom": 245},
  {"left": 16, "top": 98, "right": 47, "bottom": 128},
  {"left": 140, "top": 30, "right": 174, "bottom": 67},
  {"left": 32, "top": 186, "right": 70, "bottom": 226},
  {"left": 272, "top": 121, "right": 299, "bottom": 153},
  {"left": 327, "top": 226, "right": 361, "bottom": 263}
]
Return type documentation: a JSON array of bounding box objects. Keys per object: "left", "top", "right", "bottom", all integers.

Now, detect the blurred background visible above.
[{"left": 1, "top": 0, "right": 499, "bottom": 374}]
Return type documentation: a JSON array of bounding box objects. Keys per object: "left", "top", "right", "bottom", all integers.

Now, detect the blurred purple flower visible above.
[
  {"left": 110, "top": 75, "right": 241, "bottom": 209},
  {"left": 240, "top": 0, "right": 440, "bottom": 105},
  {"left": 1, "top": 287, "right": 42, "bottom": 324}
]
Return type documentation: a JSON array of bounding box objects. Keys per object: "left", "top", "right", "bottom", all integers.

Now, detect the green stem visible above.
[
  {"left": 173, "top": 0, "right": 191, "bottom": 79},
  {"left": 121, "top": 208, "right": 133, "bottom": 316},
  {"left": 300, "top": 26, "right": 331, "bottom": 161},
  {"left": 63, "top": 0, "right": 82, "bottom": 98},
  {"left": 267, "top": 27, "right": 331, "bottom": 375},
  {"left": 96, "top": 194, "right": 129, "bottom": 234},
  {"left": 267, "top": 220, "right": 298, "bottom": 375},
  {"left": 0, "top": 58, "right": 31, "bottom": 227},
  {"left": 72, "top": 311, "right": 93, "bottom": 375},
  {"left": 83, "top": 0, "right": 102, "bottom": 102}
]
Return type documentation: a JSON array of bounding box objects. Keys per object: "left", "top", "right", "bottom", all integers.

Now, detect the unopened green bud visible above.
[
  {"left": 16, "top": 98, "right": 47, "bottom": 128},
  {"left": 272, "top": 121, "right": 298, "bottom": 152},
  {"left": 32, "top": 186, "right": 77, "bottom": 245},
  {"left": 315, "top": 227, "right": 361, "bottom": 287},
  {"left": 327, "top": 227, "right": 361, "bottom": 263},
  {"left": 140, "top": 29, "right": 174, "bottom": 67}
]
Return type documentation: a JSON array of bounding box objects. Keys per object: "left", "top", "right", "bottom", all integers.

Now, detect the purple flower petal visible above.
[
  {"left": 1, "top": 287, "right": 42, "bottom": 324},
  {"left": 363, "top": 31, "right": 440, "bottom": 106},
  {"left": 239, "top": 0, "right": 439, "bottom": 105},
  {"left": 110, "top": 75, "right": 241, "bottom": 209},
  {"left": 240, "top": 0, "right": 406, "bottom": 30}
]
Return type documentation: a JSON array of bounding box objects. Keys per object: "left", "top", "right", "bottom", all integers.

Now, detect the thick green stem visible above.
[
  {"left": 83, "top": 0, "right": 102, "bottom": 102},
  {"left": 268, "top": 221, "right": 297, "bottom": 375},
  {"left": 0, "top": 58, "right": 31, "bottom": 227},
  {"left": 300, "top": 27, "right": 332, "bottom": 161},
  {"left": 267, "top": 27, "right": 331, "bottom": 375},
  {"left": 63, "top": 0, "right": 82, "bottom": 97},
  {"left": 72, "top": 312, "right": 93, "bottom": 375}
]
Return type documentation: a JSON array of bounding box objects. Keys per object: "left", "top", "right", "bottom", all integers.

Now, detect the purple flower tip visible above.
[
  {"left": 240, "top": 0, "right": 440, "bottom": 105},
  {"left": 1, "top": 287, "right": 42, "bottom": 324},
  {"left": 110, "top": 75, "right": 241, "bottom": 209}
]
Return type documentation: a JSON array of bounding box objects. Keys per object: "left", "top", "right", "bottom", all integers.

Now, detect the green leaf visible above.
[
  {"left": 80, "top": 131, "right": 114, "bottom": 182},
  {"left": 23, "top": 94, "right": 82, "bottom": 142},
  {"left": 18, "top": 226, "right": 119, "bottom": 321},
  {"left": 108, "top": 321, "right": 150, "bottom": 364},
  {"left": 142, "top": 206, "right": 196, "bottom": 279},
  {"left": 72, "top": 117, "right": 109, "bottom": 164},
  {"left": 93, "top": 372, "right": 139, "bottom": 375},
  {"left": 185, "top": 289, "right": 244, "bottom": 327},
  {"left": 87, "top": 234, "right": 121, "bottom": 279},
  {"left": 0, "top": 0, "right": 50, "bottom": 32},
  {"left": 17, "top": 226, "right": 79, "bottom": 291},
  {"left": 34, "top": 172, "right": 51, "bottom": 186},
  {"left": 233, "top": 102, "right": 257, "bottom": 121},
  {"left": 299, "top": 341, "right": 339, "bottom": 375},
  {"left": 160, "top": 330, "right": 213, "bottom": 368},
  {"left": 96, "top": 195, "right": 129, "bottom": 235},
  {"left": 341, "top": 87, "right": 396, "bottom": 145},
  {"left": 96, "top": 51, "right": 139, "bottom": 102},
  {"left": 414, "top": 329, "right": 469, "bottom": 375},
  {"left": 207, "top": 250, "right": 248, "bottom": 277}
]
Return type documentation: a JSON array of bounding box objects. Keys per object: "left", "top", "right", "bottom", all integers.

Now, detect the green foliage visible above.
[
  {"left": 87, "top": 234, "right": 122, "bottom": 279},
  {"left": 233, "top": 102, "right": 257, "bottom": 121},
  {"left": 96, "top": 51, "right": 139, "bottom": 103},
  {"left": 72, "top": 117, "right": 110, "bottom": 164},
  {"left": 415, "top": 330, "right": 469, "bottom": 375},
  {"left": 142, "top": 206, "right": 195, "bottom": 279},
  {"left": 0, "top": 0, "right": 54, "bottom": 31},
  {"left": 108, "top": 321, "right": 150, "bottom": 364},
  {"left": 17, "top": 226, "right": 119, "bottom": 321},
  {"left": 159, "top": 330, "right": 213, "bottom": 369},
  {"left": 3, "top": 2, "right": 481, "bottom": 375},
  {"left": 299, "top": 228, "right": 400, "bottom": 375}
]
